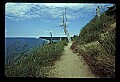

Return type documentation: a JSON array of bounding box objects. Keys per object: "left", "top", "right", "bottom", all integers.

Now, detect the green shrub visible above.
[
  {"left": 72, "top": 5, "right": 116, "bottom": 78},
  {"left": 79, "top": 12, "right": 115, "bottom": 44},
  {"left": 5, "top": 40, "right": 67, "bottom": 77},
  {"left": 5, "top": 40, "right": 29, "bottom": 66},
  {"left": 78, "top": 42, "right": 115, "bottom": 78}
]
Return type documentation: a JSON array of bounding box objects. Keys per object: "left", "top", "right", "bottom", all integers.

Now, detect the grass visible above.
[
  {"left": 70, "top": 5, "right": 115, "bottom": 78},
  {"left": 5, "top": 40, "right": 30, "bottom": 66},
  {"left": 5, "top": 40, "right": 67, "bottom": 77},
  {"left": 78, "top": 10, "right": 116, "bottom": 45},
  {"left": 77, "top": 43, "right": 115, "bottom": 78},
  {"left": 74, "top": 26, "right": 115, "bottom": 78},
  {"left": 71, "top": 38, "right": 115, "bottom": 78}
]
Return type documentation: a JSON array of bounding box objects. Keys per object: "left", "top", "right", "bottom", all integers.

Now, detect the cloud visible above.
[
  {"left": 5, "top": 3, "right": 114, "bottom": 21},
  {"left": 54, "top": 32, "right": 64, "bottom": 35},
  {"left": 44, "top": 30, "right": 53, "bottom": 33}
]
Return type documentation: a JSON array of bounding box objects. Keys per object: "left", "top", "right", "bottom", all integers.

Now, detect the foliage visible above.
[
  {"left": 98, "top": 29, "right": 115, "bottom": 56},
  {"left": 72, "top": 5, "right": 116, "bottom": 78},
  {"left": 5, "top": 40, "right": 67, "bottom": 77},
  {"left": 78, "top": 11, "right": 116, "bottom": 44},
  {"left": 72, "top": 35, "right": 79, "bottom": 43},
  {"left": 5, "top": 40, "right": 29, "bottom": 66},
  {"left": 77, "top": 42, "right": 115, "bottom": 78}
]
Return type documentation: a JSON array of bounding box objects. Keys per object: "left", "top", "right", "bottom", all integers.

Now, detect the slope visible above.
[{"left": 71, "top": 5, "right": 116, "bottom": 78}]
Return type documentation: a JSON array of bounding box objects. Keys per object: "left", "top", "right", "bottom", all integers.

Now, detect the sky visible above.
[{"left": 5, "top": 3, "right": 114, "bottom": 38}]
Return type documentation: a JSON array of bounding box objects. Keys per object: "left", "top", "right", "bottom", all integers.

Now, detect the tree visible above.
[
  {"left": 96, "top": 6, "right": 101, "bottom": 18},
  {"left": 50, "top": 32, "right": 52, "bottom": 44},
  {"left": 61, "top": 8, "right": 71, "bottom": 42}
]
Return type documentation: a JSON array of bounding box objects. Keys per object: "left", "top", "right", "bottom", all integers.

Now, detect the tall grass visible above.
[
  {"left": 5, "top": 40, "right": 67, "bottom": 77},
  {"left": 71, "top": 5, "right": 116, "bottom": 78},
  {"left": 77, "top": 40, "right": 115, "bottom": 78},
  {"left": 5, "top": 40, "right": 30, "bottom": 66},
  {"left": 78, "top": 11, "right": 116, "bottom": 45},
  {"left": 99, "top": 29, "right": 115, "bottom": 56},
  {"left": 76, "top": 24, "right": 115, "bottom": 78}
]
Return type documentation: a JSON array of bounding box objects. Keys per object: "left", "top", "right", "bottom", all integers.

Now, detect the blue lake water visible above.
[
  {"left": 5, "top": 37, "right": 49, "bottom": 59},
  {"left": 5, "top": 37, "right": 48, "bottom": 49},
  {"left": 5, "top": 37, "right": 60, "bottom": 64}
]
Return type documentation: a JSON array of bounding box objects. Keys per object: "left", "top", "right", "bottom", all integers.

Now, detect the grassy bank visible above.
[
  {"left": 5, "top": 40, "right": 67, "bottom": 77},
  {"left": 71, "top": 5, "right": 115, "bottom": 78}
]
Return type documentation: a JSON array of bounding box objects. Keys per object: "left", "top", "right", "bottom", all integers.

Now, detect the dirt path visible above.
[{"left": 48, "top": 42, "right": 97, "bottom": 78}]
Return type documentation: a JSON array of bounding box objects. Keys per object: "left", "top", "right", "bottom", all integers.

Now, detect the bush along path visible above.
[
  {"left": 5, "top": 41, "right": 68, "bottom": 77},
  {"left": 47, "top": 42, "right": 98, "bottom": 78}
]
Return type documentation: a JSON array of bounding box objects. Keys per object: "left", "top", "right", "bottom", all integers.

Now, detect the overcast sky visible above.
[{"left": 5, "top": 3, "right": 114, "bottom": 37}]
